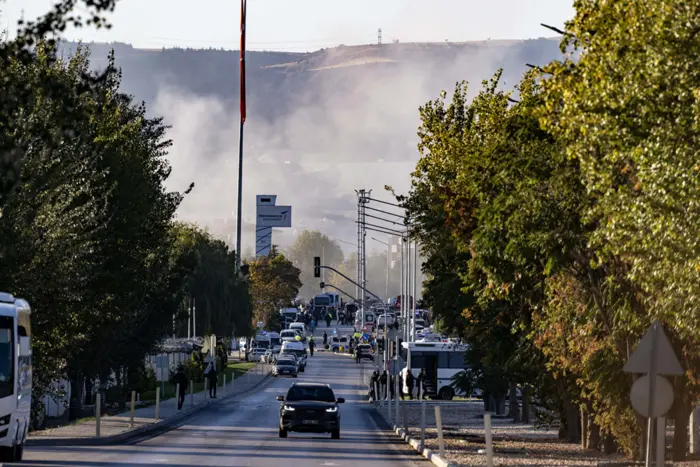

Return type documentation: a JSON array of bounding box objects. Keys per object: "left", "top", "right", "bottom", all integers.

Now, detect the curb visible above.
[
  {"left": 374, "top": 406, "right": 456, "bottom": 467},
  {"left": 27, "top": 372, "right": 273, "bottom": 447}
]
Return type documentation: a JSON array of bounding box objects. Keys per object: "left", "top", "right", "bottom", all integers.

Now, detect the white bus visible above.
[
  {"left": 400, "top": 342, "right": 469, "bottom": 400},
  {"left": 0, "top": 292, "right": 31, "bottom": 461}
]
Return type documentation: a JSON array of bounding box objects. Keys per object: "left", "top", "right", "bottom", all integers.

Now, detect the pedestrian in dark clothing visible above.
[
  {"left": 389, "top": 374, "right": 395, "bottom": 399},
  {"left": 355, "top": 346, "right": 362, "bottom": 364},
  {"left": 206, "top": 362, "right": 218, "bottom": 398},
  {"left": 173, "top": 365, "right": 188, "bottom": 410},
  {"left": 326, "top": 313, "right": 332, "bottom": 327},
  {"left": 406, "top": 370, "right": 415, "bottom": 400},
  {"left": 309, "top": 337, "right": 315, "bottom": 357},
  {"left": 370, "top": 370, "right": 380, "bottom": 400},
  {"left": 323, "top": 331, "right": 328, "bottom": 347},
  {"left": 417, "top": 368, "right": 426, "bottom": 399},
  {"left": 380, "top": 370, "right": 388, "bottom": 399}
]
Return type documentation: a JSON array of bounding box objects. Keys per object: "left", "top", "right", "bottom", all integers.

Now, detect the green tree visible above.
[
  {"left": 248, "top": 247, "right": 302, "bottom": 330},
  {"left": 285, "top": 230, "right": 343, "bottom": 299}
]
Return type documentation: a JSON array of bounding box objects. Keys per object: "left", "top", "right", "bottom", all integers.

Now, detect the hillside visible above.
[{"left": 57, "top": 38, "right": 564, "bottom": 250}]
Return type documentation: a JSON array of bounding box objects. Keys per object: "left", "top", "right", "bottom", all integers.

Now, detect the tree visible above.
[
  {"left": 285, "top": 230, "right": 343, "bottom": 299},
  {"left": 248, "top": 247, "right": 302, "bottom": 331}
]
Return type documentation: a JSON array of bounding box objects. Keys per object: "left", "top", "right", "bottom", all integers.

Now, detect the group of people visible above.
[
  {"left": 172, "top": 361, "right": 220, "bottom": 410},
  {"left": 369, "top": 368, "right": 427, "bottom": 400}
]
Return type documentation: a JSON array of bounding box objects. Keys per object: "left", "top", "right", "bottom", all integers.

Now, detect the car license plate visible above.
[{"left": 303, "top": 420, "right": 318, "bottom": 424}]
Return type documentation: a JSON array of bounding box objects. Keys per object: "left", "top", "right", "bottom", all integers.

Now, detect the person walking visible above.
[
  {"left": 323, "top": 331, "right": 328, "bottom": 348},
  {"left": 308, "top": 336, "right": 315, "bottom": 357},
  {"left": 173, "top": 365, "right": 188, "bottom": 410},
  {"left": 417, "top": 368, "right": 426, "bottom": 400},
  {"left": 205, "top": 362, "right": 218, "bottom": 399},
  {"left": 370, "top": 370, "right": 380, "bottom": 401},
  {"left": 355, "top": 344, "right": 362, "bottom": 364},
  {"left": 325, "top": 312, "right": 332, "bottom": 327}
]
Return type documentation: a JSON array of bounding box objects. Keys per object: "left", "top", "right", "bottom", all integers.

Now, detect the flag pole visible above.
[{"left": 235, "top": 0, "right": 247, "bottom": 272}]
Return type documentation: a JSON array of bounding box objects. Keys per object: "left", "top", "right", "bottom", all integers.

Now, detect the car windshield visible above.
[
  {"left": 286, "top": 386, "right": 335, "bottom": 402},
  {"left": 277, "top": 359, "right": 295, "bottom": 365}
]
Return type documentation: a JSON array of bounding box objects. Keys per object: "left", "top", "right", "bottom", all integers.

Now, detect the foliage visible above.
[
  {"left": 403, "top": 0, "right": 700, "bottom": 457},
  {"left": 248, "top": 247, "right": 302, "bottom": 330},
  {"left": 285, "top": 230, "right": 343, "bottom": 299}
]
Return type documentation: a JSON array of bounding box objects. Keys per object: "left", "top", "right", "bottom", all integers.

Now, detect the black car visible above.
[{"left": 277, "top": 383, "right": 344, "bottom": 439}]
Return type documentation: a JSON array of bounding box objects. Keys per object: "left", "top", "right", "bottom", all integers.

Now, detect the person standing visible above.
[
  {"left": 406, "top": 369, "right": 415, "bottom": 400},
  {"left": 308, "top": 336, "right": 315, "bottom": 357},
  {"left": 323, "top": 331, "right": 328, "bottom": 348},
  {"left": 206, "top": 362, "right": 218, "bottom": 399},
  {"left": 173, "top": 365, "right": 188, "bottom": 410},
  {"left": 417, "top": 368, "right": 426, "bottom": 400}
]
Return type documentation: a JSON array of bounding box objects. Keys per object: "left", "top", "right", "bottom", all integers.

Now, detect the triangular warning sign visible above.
[{"left": 623, "top": 321, "right": 684, "bottom": 376}]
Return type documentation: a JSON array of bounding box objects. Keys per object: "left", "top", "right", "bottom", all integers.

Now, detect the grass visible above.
[{"left": 141, "top": 361, "right": 258, "bottom": 402}]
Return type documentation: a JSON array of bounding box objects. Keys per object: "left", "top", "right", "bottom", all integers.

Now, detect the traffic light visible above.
[
  {"left": 377, "top": 338, "right": 385, "bottom": 352},
  {"left": 319, "top": 282, "right": 326, "bottom": 289},
  {"left": 313, "top": 256, "right": 321, "bottom": 278}
]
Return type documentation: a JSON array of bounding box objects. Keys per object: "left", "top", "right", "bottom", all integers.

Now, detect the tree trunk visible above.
[
  {"left": 603, "top": 435, "right": 617, "bottom": 455},
  {"left": 509, "top": 382, "right": 520, "bottom": 422},
  {"left": 564, "top": 399, "right": 581, "bottom": 443},
  {"left": 522, "top": 385, "right": 530, "bottom": 424},
  {"left": 581, "top": 407, "right": 589, "bottom": 449},
  {"left": 589, "top": 418, "right": 601, "bottom": 450}
]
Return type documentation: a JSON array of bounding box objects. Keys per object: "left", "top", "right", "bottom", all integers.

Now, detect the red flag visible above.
[{"left": 240, "top": 0, "right": 247, "bottom": 123}]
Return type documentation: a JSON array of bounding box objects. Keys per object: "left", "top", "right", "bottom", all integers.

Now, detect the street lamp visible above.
[{"left": 371, "top": 237, "right": 390, "bottom": 300}]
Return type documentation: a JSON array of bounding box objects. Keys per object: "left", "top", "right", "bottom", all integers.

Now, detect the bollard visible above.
[
  {"left": 95, "top": 392, "right": 101, "bottom": 438},
  {"left": 129, "top": 390, "right": 136, "bottom": 428},
  {"left": 420, "top": 397, "right": 426, "bottom": 452},
  {"left": 223, "top": 374, "right": 227, "bottom": 393},
  {"left": 656, "top": 417, "right": 665, "bottom": 467},
  {"left": 435, "top": 406, "right": 446, "bottom": 459},
  {"left": 190, "top": 380, "right": 194, "bottom": 406},
  {"left": 155, "top": 387, "right": 161, "bottom": 420},
  {"left": 175, "top": 383, "right": 180, "bottom": 410},
  {"left": 484, "top": 412, "right": 494, "bottom": 467},
  {"left": 394, "top": 377, "right": 400, "bottom": 427}
]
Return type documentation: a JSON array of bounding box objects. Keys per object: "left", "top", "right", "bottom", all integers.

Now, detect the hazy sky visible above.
[{"left": 3, "top": 0, "right": 574, "bottom": 51}]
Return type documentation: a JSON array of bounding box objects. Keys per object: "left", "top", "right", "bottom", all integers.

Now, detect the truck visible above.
[{"left": 0, "top": 292, "right": 31, "bottom": 461}]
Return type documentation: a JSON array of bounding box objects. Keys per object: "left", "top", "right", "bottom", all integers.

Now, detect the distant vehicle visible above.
[
  {"left": 400, "top": 341, "right": 470, "bottom": 400},
  {"left": 329, "top": 336, "right": 349, "bottom": 353},
  {"left": 377, "top": 313, "right": 396, "bottom": 329},
  {"left": 354, "top": 310, "right": 376, "bottom": 331},
  {"left": 247, "top": 347, "right": 267, "bottom": 362},
  {"left": 288, "top": 323, "right": 307, "bottom": 342},
  {"left": 254, "top": 332, "right": 271, "bottom": 349},
  {"left": 280, "top": 329, "right": 299, "bottom": 342},
  {"left": 280, "top": 341, "right": 307, "bottom": 372},
  {"left": 414, "top": 318, "right": 426, "bottom": 329},
  {"left": 355, "top": 344, "right": 375, "bottom": 362},
  {"left": 0, "top": 293, "right": 31, "bottom": 461},
  {"left": 280, "top": 307, "right": 299, "bottom": 329},
  {"left": 277, "top": 383, "right": 344, "bottom": 439},
  {"left": 273, "top": 357, "right": 298, "bottom": 378}
]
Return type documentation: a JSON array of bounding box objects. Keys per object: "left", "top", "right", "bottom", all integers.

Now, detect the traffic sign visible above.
[
  {"left": 630, "top": 374, "right": 674, "bottom": 418},
  {"left": 623, "top": 321, "right": 683, "bottom": 376}
]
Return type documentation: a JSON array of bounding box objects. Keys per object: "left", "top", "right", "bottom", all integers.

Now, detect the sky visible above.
[{"left": 2, "top": 0, "right": 574, "bottom": 51}]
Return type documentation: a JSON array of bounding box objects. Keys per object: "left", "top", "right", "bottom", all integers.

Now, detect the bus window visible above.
[
  {"left": 0, "top": 317, "right": 13, "bottom": 398},
  {"left": 449, "top": 353, "right": 466, "bottom": 368},
  {"left": 411, "top": 355, "right": 426, "bottom": 370},
  {"left": 438, "top": 352, "right": 450, "bottom": 368}
]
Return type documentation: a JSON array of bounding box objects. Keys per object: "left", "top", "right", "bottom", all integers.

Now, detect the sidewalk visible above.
[{"left": 29, "top": 363, "right": 272, "bottom": 446}]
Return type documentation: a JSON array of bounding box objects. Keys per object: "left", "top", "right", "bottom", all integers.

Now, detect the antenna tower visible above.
[{"left": 378, "top": 28, "right": 382, "bottom": 45}]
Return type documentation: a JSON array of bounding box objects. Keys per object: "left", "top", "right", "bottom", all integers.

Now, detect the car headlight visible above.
[
  {"left": 326, "top": 407, "right": 338, "bottom": 413},
  {"left": 283, "top": 405, "right": 296, "bottom": 411}
]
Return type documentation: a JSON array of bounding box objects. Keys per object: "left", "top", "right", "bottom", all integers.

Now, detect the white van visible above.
[
  {"left": 280, "top": 341, "right": 307, "bottom": 371},
  {"left": 289, "top": 322, "right": 306, "bottom": 341},
  {"left": 280, "top": 329, "right": 298, "bottom": 342}
]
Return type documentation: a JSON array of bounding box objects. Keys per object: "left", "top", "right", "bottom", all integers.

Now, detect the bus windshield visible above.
[
  {"left": 0, "top": 317, "right": 14, "bottom": 398},
  {"left": 314, "top": 296, "right": 331, "bottom": 306}
]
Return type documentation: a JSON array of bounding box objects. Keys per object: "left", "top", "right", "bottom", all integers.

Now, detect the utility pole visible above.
[
  {"left": 413, "top": 241, "right": 418, "bottom": 342},
  {"left": 378, "top": 28, "right": 382, "bottom": 45},
  {"left": 235, "top": 0, "right": 248, "bottom": 272}
]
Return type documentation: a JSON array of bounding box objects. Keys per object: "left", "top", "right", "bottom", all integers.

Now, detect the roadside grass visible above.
[{"left": 141, "top": 361, "right": 257, "bottom": 402}]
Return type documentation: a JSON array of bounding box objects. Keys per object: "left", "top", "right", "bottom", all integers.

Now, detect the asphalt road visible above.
[{"left": 18, "top": 325, "right": 426, "bottom": 467}]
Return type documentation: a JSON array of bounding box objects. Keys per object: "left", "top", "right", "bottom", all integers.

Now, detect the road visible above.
[{"left": 18, "top": 325, "right": 427, "bottom": 467}]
